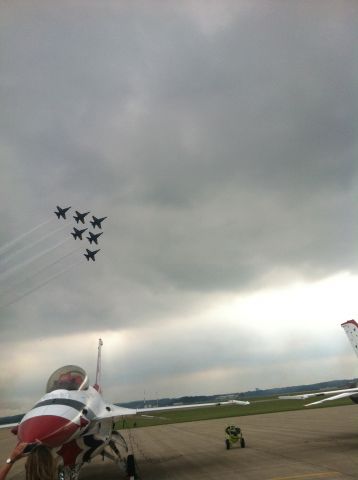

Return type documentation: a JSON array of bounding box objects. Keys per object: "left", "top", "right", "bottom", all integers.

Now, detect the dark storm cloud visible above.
[
  {"left": 4, "top": 8, "right": 358, "bottom": 214},
  {"left": 1, "top": 1, "right": 358, "bottom": 406},
  {"left": 1, "top": 1, "right": 358, "bottom": 292}
]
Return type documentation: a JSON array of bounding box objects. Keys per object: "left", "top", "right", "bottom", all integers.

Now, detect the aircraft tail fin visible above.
[
  {"left": 341, "top": 320, "right": 358, "bottom": 358},
  {"left": 94, "top": 338, "right": 103, "bottom": 393}
]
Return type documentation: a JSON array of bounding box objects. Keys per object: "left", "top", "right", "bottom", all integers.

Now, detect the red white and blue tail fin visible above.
[{"left": 341, "top": 320, "right": 358, "bottom": 358}]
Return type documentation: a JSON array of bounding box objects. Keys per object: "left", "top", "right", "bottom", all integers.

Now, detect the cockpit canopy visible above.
[{"left": 46, "top": 365, "right": 89, "bottom": 393}]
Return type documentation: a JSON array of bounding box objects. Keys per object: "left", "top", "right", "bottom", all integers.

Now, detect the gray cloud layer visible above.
[{"left": 1, "top": 1, "right": 358, "bottom": 409}]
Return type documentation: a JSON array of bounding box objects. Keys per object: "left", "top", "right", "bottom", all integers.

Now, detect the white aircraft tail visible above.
[{"left": 341, "top": 320, "right": 358, "bottom": 358}]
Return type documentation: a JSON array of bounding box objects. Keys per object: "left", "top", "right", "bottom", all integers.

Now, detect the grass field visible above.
[{"left": 117, "top": 396, "right": 353, "bottom": 429}]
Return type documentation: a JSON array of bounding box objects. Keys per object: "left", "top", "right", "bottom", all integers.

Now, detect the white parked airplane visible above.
[
  {"left": 3, "top": 339, "right": 249, "bottom": 479},
  {"left": 279, "top": 319, "right": 358, "bottom": 406}
]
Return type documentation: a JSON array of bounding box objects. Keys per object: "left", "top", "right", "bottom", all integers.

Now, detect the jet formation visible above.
[{"left": 55, "top": 206, "right": 107, "bottom": 261}]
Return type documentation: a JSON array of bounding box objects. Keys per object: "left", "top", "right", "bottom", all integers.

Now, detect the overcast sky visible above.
[{"left": 1, "top": 1, "right": 358, "bottom": 415}]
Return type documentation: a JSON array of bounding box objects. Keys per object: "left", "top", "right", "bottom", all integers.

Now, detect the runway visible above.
[{"left": 1, "top": 405, "right": 357, "bottom": 479}]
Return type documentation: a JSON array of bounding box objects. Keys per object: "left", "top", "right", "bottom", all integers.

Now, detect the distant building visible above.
[{"left": 217, "top": 394, "right": 237, "bottom": 400}]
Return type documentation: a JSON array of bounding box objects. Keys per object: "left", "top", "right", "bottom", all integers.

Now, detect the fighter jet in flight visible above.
[
  {"left": 54, "top": 206, "right": 71, "bottom": 220},
  {"left": 73, "top": 211, "right": 90, "bottom": 224},
  {"left": 86, "top": 231, "right": 103, "bottom": 245},
  {"left": 84, "top": 248, "right": 100, "bottom": 261},
  {"left": 90, "top": 216, "right": 107, "bottom": 229},
  {"left": 71, "top": 227, "right": 87, "bottom": 240}
]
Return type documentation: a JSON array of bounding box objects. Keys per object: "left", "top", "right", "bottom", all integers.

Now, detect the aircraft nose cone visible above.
[{"left": 18, "top": 415, "right": 80, "bottom": 448}]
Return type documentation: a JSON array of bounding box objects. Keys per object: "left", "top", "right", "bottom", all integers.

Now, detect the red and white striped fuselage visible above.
[{"left": 17, "top": 386, "right": 116, "bottom": 466}]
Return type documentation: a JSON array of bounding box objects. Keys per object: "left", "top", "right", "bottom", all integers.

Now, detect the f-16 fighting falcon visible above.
[
  {"left": 0, "top": 340, "right": 249, "bottom": 480},
  {"left": 73, "top": 211, "right": 90, "bottom": 224},
  {"left": 90, "top": 216, "right": 107, "bottom": 229},
  {"left": 84, "top": 248, "right": 100, "bottom": 261},
  {"left": 86, "top": 231, "right": 103, "bottom": 245},
  {"left": 71, "top": 227, "right": 87, "bottom": 240},
  {"left": 54, "top": 206, "right": 71, "bottom": 220}
]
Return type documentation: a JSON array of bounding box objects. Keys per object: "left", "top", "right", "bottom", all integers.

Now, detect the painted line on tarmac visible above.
[{"left": 269, "top": 472, "right": 342, "bottom": 480}]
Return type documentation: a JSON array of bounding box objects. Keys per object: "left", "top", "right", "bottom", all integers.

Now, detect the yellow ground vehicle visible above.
[{"left": 225, "top": 425, "right": 246, "bottom": 449}]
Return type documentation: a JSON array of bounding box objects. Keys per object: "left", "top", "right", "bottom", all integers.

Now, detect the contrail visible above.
[
  {"left": 0, "top": 238, "right": 70, "bottom": 280},
  {"left": 0, "top": 259, "right": 82, "bottom": 309},
  {"left": 0, "top": 224, "right": 68, "bottom": 267},
  {"left": 0, "top": 218, "right": 54, "bottom": 256},
  {"left": 0, "top": 248, "right": 79, "bottom": 299}
]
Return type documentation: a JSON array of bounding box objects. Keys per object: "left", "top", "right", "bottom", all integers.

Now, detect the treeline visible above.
[
  {"left": 120, "top": 378, "right": 358, "bottom": 409},
  {"left": 1, "top": 378, "right": 356, "bottom": 423}
]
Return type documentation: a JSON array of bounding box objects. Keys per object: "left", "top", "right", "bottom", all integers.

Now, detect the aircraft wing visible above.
[
  {"left": 135, "top": 399, "right": 250, "bottom": 413},
  {"left": 0, "top": 414, "right": 25, "bottom": 430},
  {"left": 279, "top": 387, "right": 358, "bottom": 406},
  {"left": 0, "top": 422, "right": 20, "bottom": 429},
  {"left": 93, "top": 404, "right": 137, "bottom": 422},
  {"left": 304, "top": 391, "right": 358, "bottom": 406},
  {"left": 94, "top": 399, "right": 249, "bottom": 422}
]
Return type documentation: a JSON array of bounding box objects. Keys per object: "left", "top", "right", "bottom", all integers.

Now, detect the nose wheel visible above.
[{"left": 126, "top": 454, "right": 135, "bottom": 479}]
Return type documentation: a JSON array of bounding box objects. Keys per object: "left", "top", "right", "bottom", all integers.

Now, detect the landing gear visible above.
[
  {"left": 126, "top": 454, "right": 135, "bottom": 479},
  {"left": 110, "top": 431, "right": 136, "bottom": 479}
]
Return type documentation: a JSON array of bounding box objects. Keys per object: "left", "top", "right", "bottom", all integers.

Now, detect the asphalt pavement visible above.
[{"left": 1, "top": 405, "right": 357, "bottom": 480}]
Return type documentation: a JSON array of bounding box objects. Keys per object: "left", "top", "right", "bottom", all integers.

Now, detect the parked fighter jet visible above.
[
  {"left": 84, "top": 248, "right": 100, "bottom": 261},
  {"left": 3, "top": 340, "right": 249, "bottom": 480},
  {"left": 71, "top": 227, "right": 87, "bottom": 240},
  {"left": 279, "top": 320, "right": 358, "bottom": 406},
  {"left": 86, "top": 231, "right": 103, "bottom": 245},
  {"left": 73, "top": 211, "right": 90, "bottom": 224},
  {"left": 90, "top": 216, "right": 107, "bottom": 229},
  {"left": 54, "top": 206, "right": 71, "bottom": 220}
]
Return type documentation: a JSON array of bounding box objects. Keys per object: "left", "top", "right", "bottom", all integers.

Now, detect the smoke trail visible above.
[
  {"left": 0, "top": 224, "right": 68, "bottom": 267},
  {"left": 0, "top": 238, "right": 70, "bottom": 280},
  {"left": 0, "top": 258, "right": 82, "bottom": 309},
  {"left": 0, "top": 248, "right": 79, "bottom": 298},
  {"left": 0, "top": 218, "right": 54, "bottom": 256}
]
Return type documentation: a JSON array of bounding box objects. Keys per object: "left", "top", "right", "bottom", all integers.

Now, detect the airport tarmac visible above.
[{"left": 1, "top": 405, "right": 357, "bottom": 480}]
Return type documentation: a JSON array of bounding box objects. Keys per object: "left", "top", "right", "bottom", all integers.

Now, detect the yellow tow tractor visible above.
[{"left": 225, "top": 425, "right": 246, "bottom": 449}]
